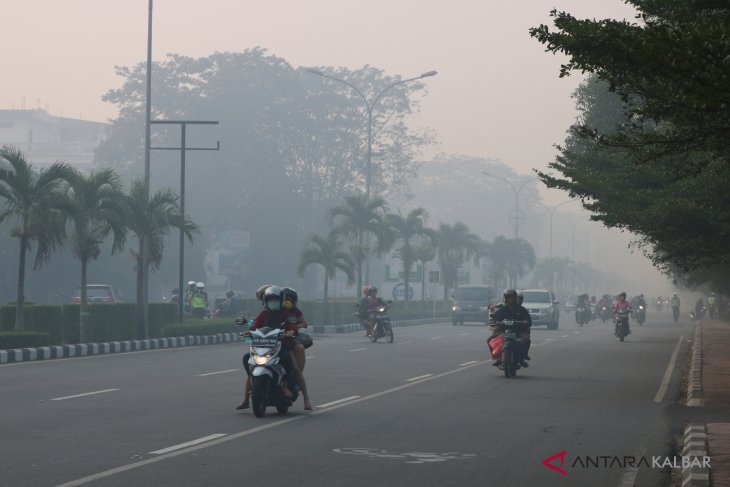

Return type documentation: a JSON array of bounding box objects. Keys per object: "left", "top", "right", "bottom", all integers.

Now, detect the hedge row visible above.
[
  {"left": 0, "top": 332, "right": 51, "bottom": 349},
  {"left": 160, "top": 319, "right": 240, "bottom": 337}
]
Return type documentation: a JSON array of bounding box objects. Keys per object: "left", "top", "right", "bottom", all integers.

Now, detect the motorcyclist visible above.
[
  {"left": 239, "top": 286, "right": 312, "bottom": 411},
  {"left": 184, "top": 280, "right": 196, "bottom": 314},
  {"left": 489, "top": 289, "right": 532, "bottom": 368},
  {"left": 695, "top": 298, "right": 706, "bottom": 319},
  {"left": 613, "top": 291, "right": 632, "bottom": 335},
  {"left": 191, "top": 282, "right": 208, "bottom": 319},
  {"left": 215, "top": 290, "right": 239, "bottom": 318},
  {"left": 576, "top": 293, "right": 590, "bottom": 323},
  {"left": 358, "top": 286, "right": 387, "bottom": 336},
  {"left": 707, "top": 293, "right": 717, "bottom": 319},
  {"left": 282, "top": 287, "right": 312, "bottom": 372},
  {"left": 670, "top": 293, "right": 680, "bottom": 312}
]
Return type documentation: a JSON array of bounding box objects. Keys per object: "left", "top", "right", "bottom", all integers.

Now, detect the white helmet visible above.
[
  {"left": 196, "top": 282, "right": 205, "bottom": 289},
  {"left": 188, "top": 280, "right": 196, "bottom": 287}
]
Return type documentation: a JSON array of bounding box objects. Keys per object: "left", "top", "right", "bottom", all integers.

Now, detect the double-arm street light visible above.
[
  {"left": 532, "top": 199, "right": 579, "bottom": 258},
  {"left": 481, "top": 172, "right": 538, "bottom": 239},
  {"left": 306, "top": 67, "right": 437, "bottom": 284}
]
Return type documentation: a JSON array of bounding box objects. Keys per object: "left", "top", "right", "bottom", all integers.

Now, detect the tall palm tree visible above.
[
  {"left": 328, "top": 193, "right": 391, "bottom": 297},
  {"left": 125, "top": 179, "right": 199, "bottom": 338},
  {"left": 297, "top": 230, "right": 355, "bottom": 325},
  {"left": 413, "top": 236, "right": 437, "bottom": 303},
  {"left": 435, "top": 222, "right": 481, "bottom": 300},
  {"left": 484, "top": 236, "right": 536, "bottom": 289},
  {"left": 66, "top": 168, "right": 127, "bottom": 342},
  {"left": 0, "top": 146, "right": 73, "bottom": 331},
  {"left": 386, "top": 208, "right": 435, "bottom": 304}
]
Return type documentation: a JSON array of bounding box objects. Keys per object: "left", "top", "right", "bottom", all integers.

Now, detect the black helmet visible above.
[
  {"left": 263, "top": 286, "right": 283, "bottom": 311},
  {"left": 226, "top": 290, "right": 235, "bottom": 299},
  {"left": 619, "top": 291, "right": 627, "bottom": 298},
  {"left": 282, "top": 287, "right": 298, "bottom": 304},
  {"left": 367, "top": 286, "right": 378, "bottom": 296},
  {"left": 504, "top": 289, "right": 518, "bottom": 301},
  {"left": 516, "top": 291, "right": 524, "bottom": 306}
]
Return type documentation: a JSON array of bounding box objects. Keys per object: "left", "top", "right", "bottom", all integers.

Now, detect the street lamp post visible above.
[
  {"left": 481, "top": 172, "right": 537, "bottom": 239},
  {"left": 306, "top": 68, "right": 437, "bottom": 285},
  {"left": 533, "top": 199, "right": 578, "bottom": 258}
]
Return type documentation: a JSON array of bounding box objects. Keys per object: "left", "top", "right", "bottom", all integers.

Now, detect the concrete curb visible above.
[
  {"left": 682, "top": 424, "right": 710, "bottom": 487},
  {"left": 687, "top": 324, "right": 703, "bottom": 407},
  {"left": 0, "top": 317, "right": 447, "bottom": 364}
]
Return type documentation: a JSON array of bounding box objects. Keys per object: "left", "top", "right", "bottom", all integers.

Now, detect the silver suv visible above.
[{"left": 521, "top": 288, "right": 560, "bottom": 330}]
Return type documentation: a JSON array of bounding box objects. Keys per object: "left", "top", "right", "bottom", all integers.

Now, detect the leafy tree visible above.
[
  {"left": 386, "top": 208, "right": 435, "bottom": 304},
  {"left": 0, "top": 146, "right": 73, "bottom": 331},
  {"left": 124, "top": 179, "right": 199, "bottom": 337},
  {"left": 413, "top": 235, "right": 437, "bottom": 302},
  {"left": 329, "top": 193, "right": 392, "bottom": 296},
  {"left": 65, "top": 168, "right": 127, "bottom": 342},
  {"left": 435, "top": 222, "right": 481, "bottom": 299},
  {"left": 297, "top": 230, "right": 355, "bottom": 324},
  {"left": 482, "top": 236, "right": 536, "bottom": 289}
]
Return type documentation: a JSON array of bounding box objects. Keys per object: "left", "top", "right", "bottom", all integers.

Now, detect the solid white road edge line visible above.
[
  {"left": 196, "top": 369, "right": 238, "bottom": 377},
  {"left": 653, "top": 335, "right": 684, "bottom": 403},
  {"left": 459, "top": 361, "right": 479, "bottom": 367},
  {"left": 317, "top": 396, "right": 361, "bottom": 408},
  {"left": 149, "top": 434, "right": 228, "bottom": 455},
  {"left": 54, "top": 360, "right": 489, "bottom": 487},
  {"left": 406, "top": 373, "right": 434, "bottom": 382},
  {"left": 50, "top": 389, "right": 119, "bottom": 401}
]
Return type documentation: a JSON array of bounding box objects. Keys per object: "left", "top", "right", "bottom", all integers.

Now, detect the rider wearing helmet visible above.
[
  {"left": 239, "top": 286, "right": 312, "bottom": 411},
  {"left": 282, "top": 287, "right": 312, "bottom": 371},
  {"left": 184, "top": 280, "right": 197, "bottom": 313},
  {"left": 613, "top": 291, "right": 632, "bottom": 334},
  {"left": 358, "top": 286, "right": 386, "bottom": 336},
  {"left": 191, "top": 282, "right": 208, "bottom": 318},
  {"left": 489, "top": 289, "right": 532, "bottom": 367}
]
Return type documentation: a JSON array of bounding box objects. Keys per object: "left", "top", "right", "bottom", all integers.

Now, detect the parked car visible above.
[
  {"left": 71, "top": 284, "right": 118, "bottom": 304},
  {"left": 451, "top": 285, "right": 495, "bottom": 325},
  {"left": 521, "top": 288, "right": 560, "bottom": 329}
]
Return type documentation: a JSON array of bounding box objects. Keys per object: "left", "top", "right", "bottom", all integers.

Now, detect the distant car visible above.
[
  {"left": 72, "top": 284, "right": 118, "bottom": 304},
  {"left": 521, "top": 288, "right": 560, "bottom": 329},
  {"left": 451, "top": 285, "right": 495, "bottom": 326}
]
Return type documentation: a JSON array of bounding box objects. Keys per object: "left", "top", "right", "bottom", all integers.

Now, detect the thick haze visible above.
[{"left": 2, "top": 0, "right": 673, "bottom": 294}]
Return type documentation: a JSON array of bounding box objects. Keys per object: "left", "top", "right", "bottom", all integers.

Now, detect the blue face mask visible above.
[{"left": 267, "top": 300, "right": 281, "bottom": 311}]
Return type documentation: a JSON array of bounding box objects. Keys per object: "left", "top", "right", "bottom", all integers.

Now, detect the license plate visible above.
[
  {"left": 503, "top": 332, "right": 515, "bottom": 339},
  {"left": 252, "top": 338, "right": 278, "bottom": 347}
]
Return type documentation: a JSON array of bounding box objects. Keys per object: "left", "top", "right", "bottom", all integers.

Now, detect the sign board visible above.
[{"left": 392, "top": 283, "right": 414, "bottom": 301}]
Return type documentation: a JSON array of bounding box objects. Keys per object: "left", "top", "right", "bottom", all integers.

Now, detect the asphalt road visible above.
[{"left": 0, "top": 312, "right": 692, "bottom": 487}]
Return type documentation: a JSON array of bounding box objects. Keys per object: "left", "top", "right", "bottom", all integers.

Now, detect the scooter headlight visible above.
[{"left": 254, "top": 354, "right": 270, "bottom": 365}]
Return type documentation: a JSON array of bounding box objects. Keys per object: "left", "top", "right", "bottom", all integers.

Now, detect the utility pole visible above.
[
  {"left": 151, "top": 120, "right": 220, "bottom": 323},
  {"left": 141, "top": 0, "right": 154, "bottom": 339}
]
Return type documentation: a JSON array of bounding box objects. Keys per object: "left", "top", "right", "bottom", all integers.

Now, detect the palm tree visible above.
[
  {"left": 535, "top": 256, "right": 573, "bottom": 295},
  {"left": 413, "top": 236, "right": 437, "bottom": 303},
  {"left": 297, "top": 230, "right": 355, "bottom": 325},
  {"left": 386, "top": 208, "right": 435, "bottom": 304},
  {"left": 0, "top": 146, "right": 73, "bottom": 331},
  {"left": 484, "top": 236, "right": 536, "bottom": 289},
  {"left": 328, "top": 193, "right": 391, "bottom": 297},
  {"left": 435, "top": 222, "right": 481, "bottom": 300},
  {"left": 124, "top": 179, "right": 199, "bottom": 338},
  {"left": 66, "top": 168, "right": 127, "bottom": 342}
]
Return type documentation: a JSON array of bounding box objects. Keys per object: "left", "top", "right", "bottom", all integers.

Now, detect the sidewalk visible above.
[{"left": 698, "top": 320, "right": 730, "bottom": 486}]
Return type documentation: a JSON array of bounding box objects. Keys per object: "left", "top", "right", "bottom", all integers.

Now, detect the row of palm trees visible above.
[
  {"left": 0, "top": 146, "right": 198, "bottom": 339},
  {"left": 297, "top": 193, "right": 538, "bottom": 320}
]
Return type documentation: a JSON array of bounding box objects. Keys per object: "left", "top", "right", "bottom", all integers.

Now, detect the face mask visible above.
[{"left": 267, "top": 300, "right": 281, "bottom": 311}]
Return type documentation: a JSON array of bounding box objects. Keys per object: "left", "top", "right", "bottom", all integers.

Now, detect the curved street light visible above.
[
  {"left": 481, "top": 172, "right": 538, "bottom": 239},
  {"left": 306, "top": 67, "right": 437, "bottom": 284},
  {"left": 532, "top": 199, "right": 579, "bottom": 258}
]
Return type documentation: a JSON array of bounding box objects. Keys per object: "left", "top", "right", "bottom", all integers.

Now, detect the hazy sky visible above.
[{"left": 4, "top": 1, "right": 635, "bottom": 186}]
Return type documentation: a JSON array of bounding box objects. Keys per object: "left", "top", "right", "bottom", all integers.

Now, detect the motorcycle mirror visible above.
[{"left": 235, "top": 316, "right": 248, "bottom": 326}]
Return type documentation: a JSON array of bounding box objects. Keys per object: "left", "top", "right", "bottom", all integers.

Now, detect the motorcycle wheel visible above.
[
  {"left": 251, "top": 376, "right": 268, "bottom": 418},
  {"left": 503, "top": 347, "right": 512, "bottom": 378},
  {"left": 384, "top": 324, "right": 394, "bottom": 343},
  {"left": 369, "top": 323, "right": 378, "bottom": 343}
]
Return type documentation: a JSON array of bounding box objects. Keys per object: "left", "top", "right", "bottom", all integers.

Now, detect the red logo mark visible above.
[{"left": 542, "top": 450, "right": 569, "bottom": 476}]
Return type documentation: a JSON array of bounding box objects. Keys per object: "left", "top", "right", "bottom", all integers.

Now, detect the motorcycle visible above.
[
  {"left": 237, "top": 317, "right": 300, "bottom": 418},
  {"left": 672, "top": 306, "right": 680, "bottom": 322},
  {"left": 656, "top": 299, "right": 663, "bottom": 312},
  {"left": 368, "top": 302, "right": 394, "bottom": 343},
  {"left": 575, "top": 305, "right": 590, "bottom": 327},
  {"left": 600, "top": 305, "right": 611, "bottom": 323},
  {"left": 636, "top": 305, "right": 646, "bottom": 326},
  {"left": 615, "top": 309, "right": 631, "bottom": 342},
  {"left": 489, "top": 320, "right": 528, "bottom": 378}
]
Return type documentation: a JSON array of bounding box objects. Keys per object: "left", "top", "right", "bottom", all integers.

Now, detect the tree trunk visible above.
[
  {"left": 15, "top": 236, "right": 28, "bottom": 332},
  {"left": 323, "top": 273, "right": 329, "bottom": 326},
  {"left": 356, "top": 233, "right": 363, "bottom": 298},
  {"left": 136, "top": 239, "right": 145, "bottom": 339},
  {"left": 80, "top": 257, "right": 89, "bottom": 343}
]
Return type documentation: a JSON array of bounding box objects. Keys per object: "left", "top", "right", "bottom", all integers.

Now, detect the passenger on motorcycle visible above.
[
  {"left": 489, "top": 289, "right": 532, "bottom": 368},
  {"left": 613, "top": 291, "right": 632, "bottom": 334},
  {"left": 238, "top": 286, "right": 313, "bottom": 411},
  {"left": 281, "top": 287, "right": 312, "bottom": 372},
  {"left": 358, "top": 286, "right": 387, "bottom": 336}
]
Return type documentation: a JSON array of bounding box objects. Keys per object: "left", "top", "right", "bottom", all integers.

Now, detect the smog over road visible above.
[{"left": 0, "top": 1, "right": 728, "bottom": 486}]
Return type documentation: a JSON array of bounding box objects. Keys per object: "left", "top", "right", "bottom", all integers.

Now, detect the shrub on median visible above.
[
  {"left": 1, "top": 305, "right": 64, "bottom": 344},
  {"left": 0, "top": 331, "right": 51, "bottom": 349}
]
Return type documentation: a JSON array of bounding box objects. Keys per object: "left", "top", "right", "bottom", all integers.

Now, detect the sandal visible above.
[{"left": 236, "top": 401, "right": 250, "bottom": 410}]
